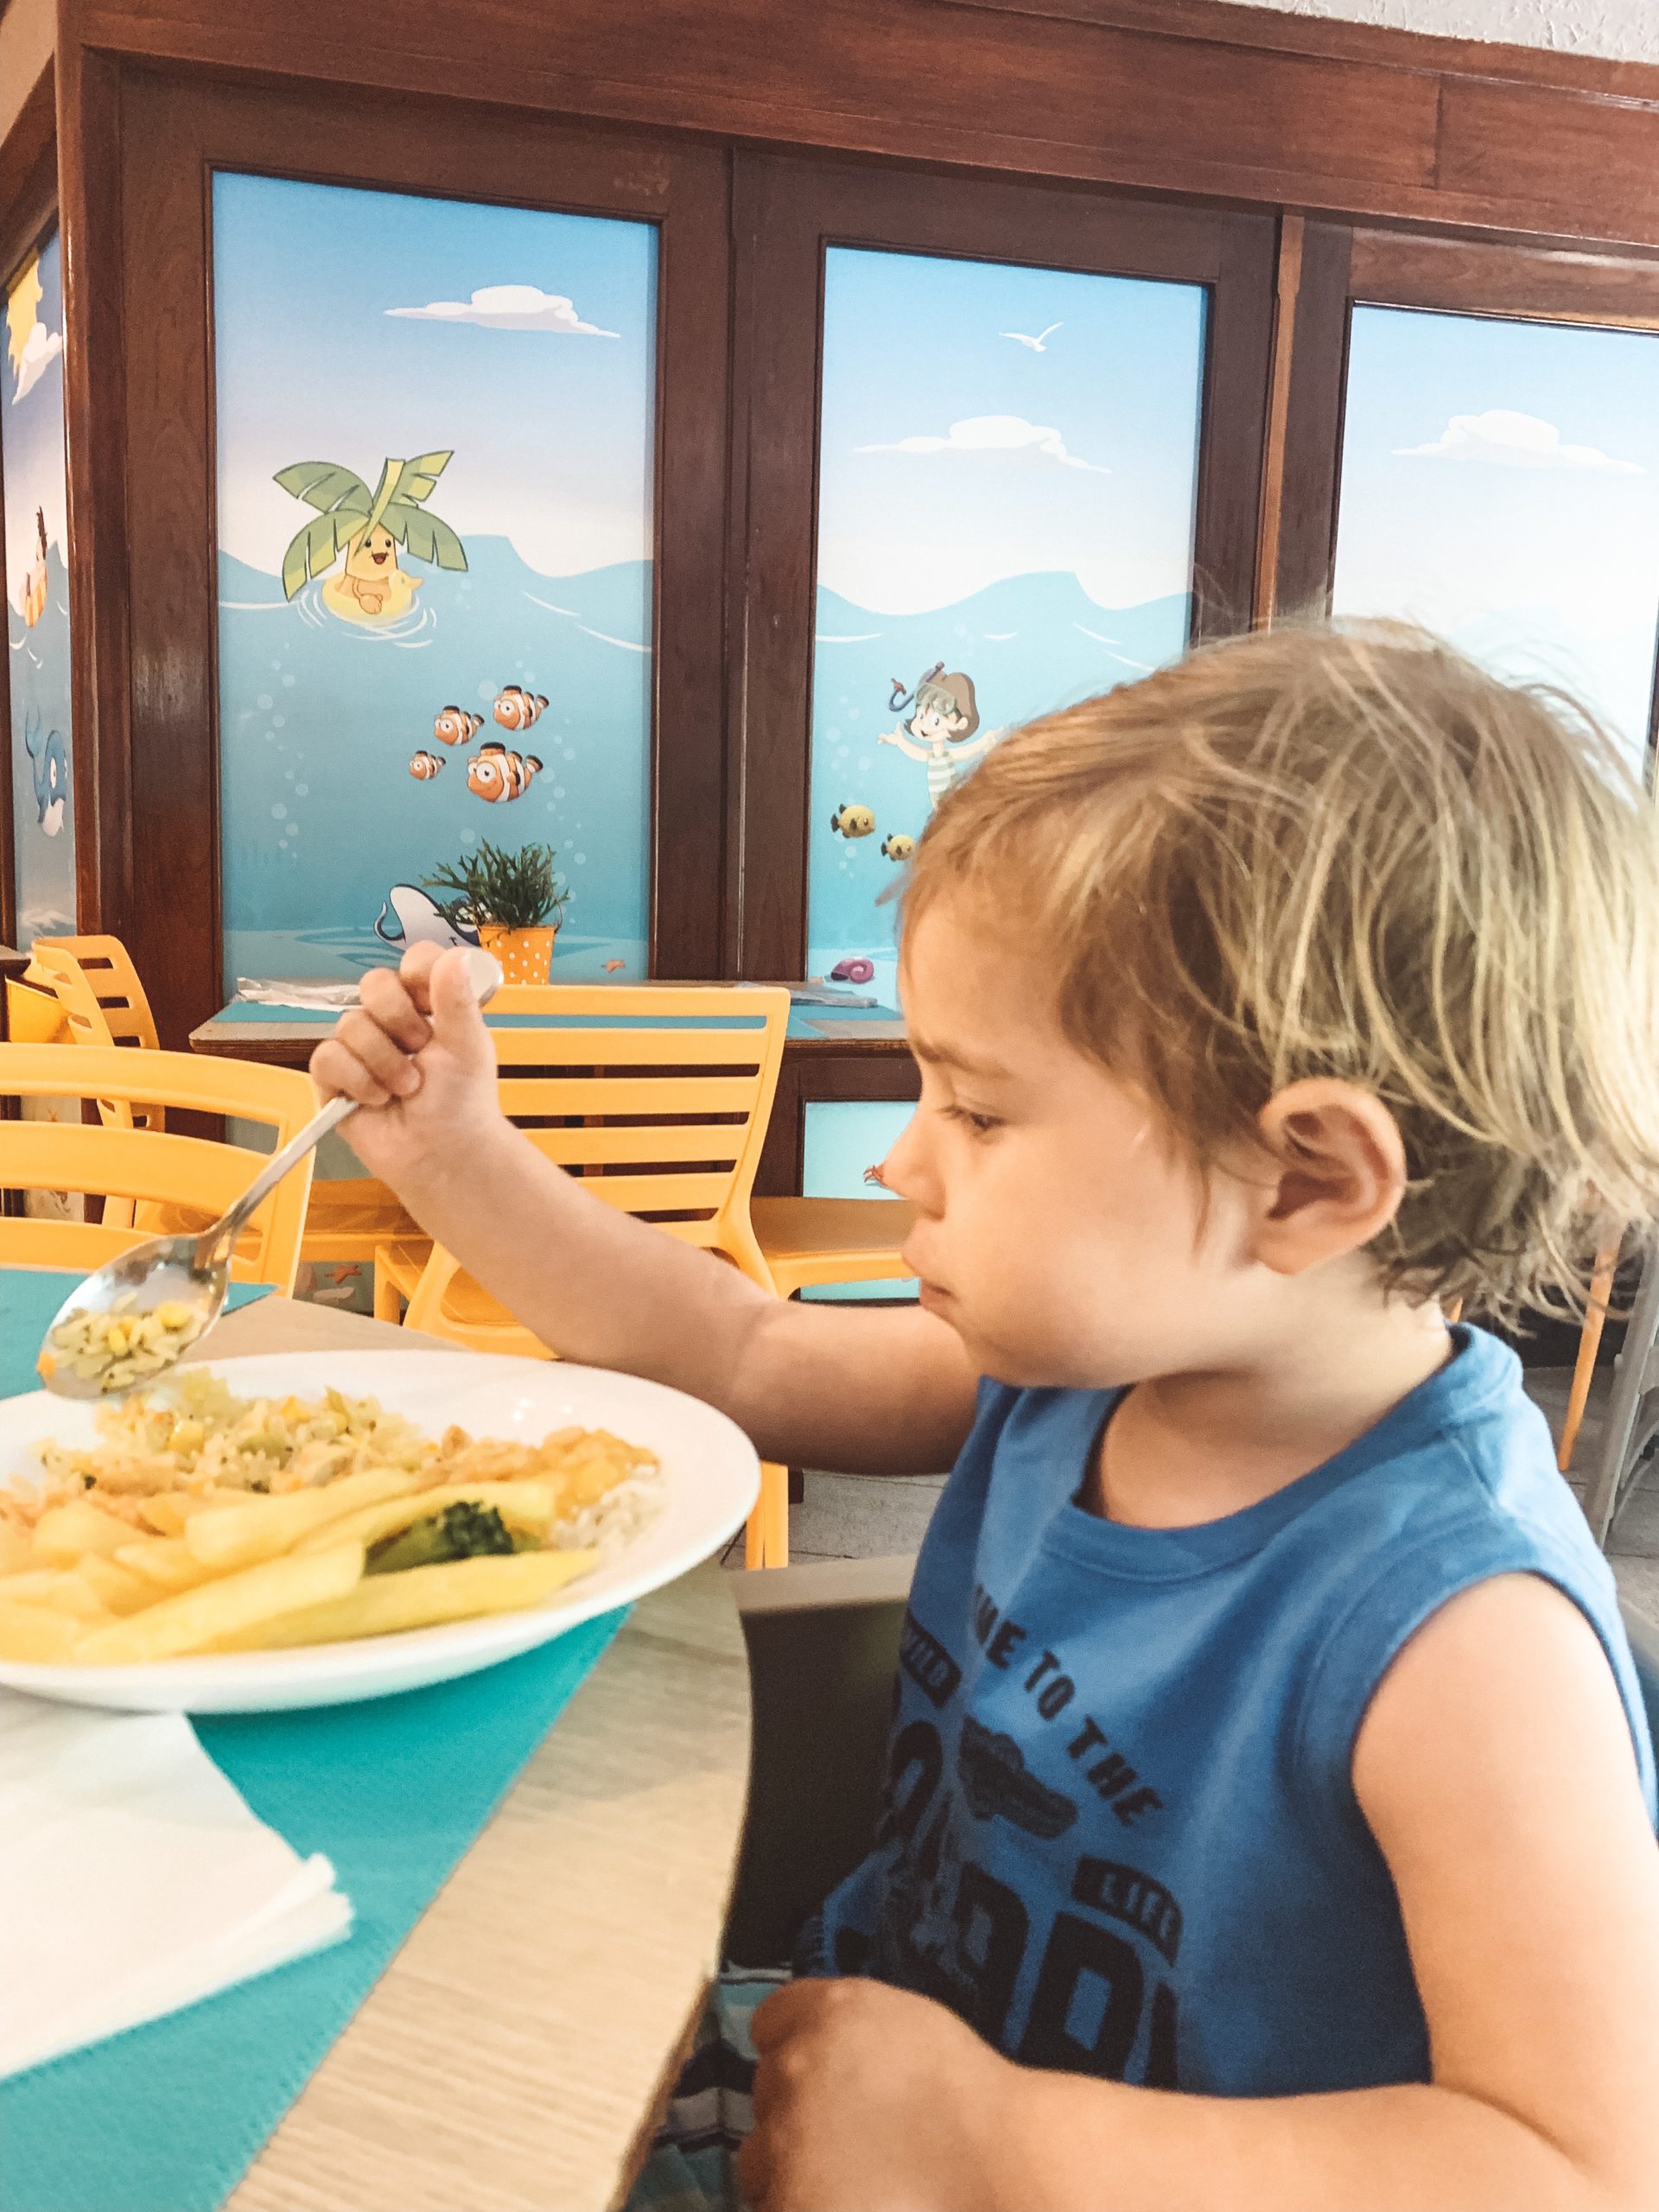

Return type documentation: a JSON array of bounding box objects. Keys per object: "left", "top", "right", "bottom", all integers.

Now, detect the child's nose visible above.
[{"left": 875, "top": 1115, "right": 937, "bottom": 1213}]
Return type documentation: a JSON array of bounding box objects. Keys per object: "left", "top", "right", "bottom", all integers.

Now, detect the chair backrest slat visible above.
[
  {"left": 495, "top": 1074, "right": 766, "bottom": 1120},
  {"left": 0, "top": 1044, "right": 319, "bottom": 1292},
  {"left": 480, "top": 986, "right": 789, "bottom": 1255}
]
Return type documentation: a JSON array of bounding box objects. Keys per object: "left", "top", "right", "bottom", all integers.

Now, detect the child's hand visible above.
[
  {"left": 309, "top": 944, "right": 506, "bottom": 1187},
  {"left": 741, "top": 1980, "right": 1016, "bottom": 2211}
]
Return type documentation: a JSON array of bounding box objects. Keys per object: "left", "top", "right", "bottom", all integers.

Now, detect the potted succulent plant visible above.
[{"left": 423, "top": 840, "right": 569, "bottom": 983}]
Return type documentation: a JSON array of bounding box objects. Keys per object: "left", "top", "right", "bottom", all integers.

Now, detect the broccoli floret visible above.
[{"left": 365, "top": 1500, "right": 521, "bottom": 1576}]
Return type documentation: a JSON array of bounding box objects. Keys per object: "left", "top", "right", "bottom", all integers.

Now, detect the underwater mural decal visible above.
[
  {"left": 3, "top": 232, "right": 76, "bottom": 948},
  {"left": 276, "top": 451, "right": 468, "bottom": 624},
  {"left": 807, "top": 247, "right": 1207, "bottom": 1005},
  {"left": 213, "top": 172, "right": 656, "bottom": 984}
]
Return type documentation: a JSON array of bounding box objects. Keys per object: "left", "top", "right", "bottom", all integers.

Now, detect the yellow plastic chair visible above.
[
  {"left": 30, "top": 936, "right": 159, "bottom": 1054},
  {"left": 373, "top": 983, "right": 794, "bottom": 1565},
  {"left": 4, "top": 977, "right": 68, "bottom": 1045},
  {"left": 1558, "top": 1235, "right": 1624, "bottom": 1474},
  {"left": 0, "top": 1045, "right": 318, "bottom": 1290},
  {"left": 750, "top": 1196, "right": 918, "bottom": 1300},
  {"left": 26, "top": 935, "right": 417, "bottom": 1265}
]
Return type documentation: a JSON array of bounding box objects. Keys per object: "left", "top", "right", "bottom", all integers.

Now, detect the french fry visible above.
[
  {"left": 0, "top": 1568, "right": 67, "bottom": 1604},
  {"left": 135, "top": 1491, "right": 226, "bottom": 1537},
  {"left": 30, "top": 1500, "right": 136, "bottom": 1565},
  {"left": 214, "top": 1548, "right": 598, "bottom": 1651},
  {"left": 72, "top": 1541, "right": 365, "bottom": 1666},
  {"left": 115, "top": 1536, "right": 217, "bottom": 1592},
  {"left": 0, "top": 1600, "right": 88, "bottom": 1664},
  {"left": 34, "top": 1567, "right": 118, "bottom": 1620},
  {"left": 291, "top": 1482, "right": 554, "bottom": 1557},
  {"left": 73, "top": 1553, "right": 157, "bottom": 1616},
  {"left": 183, "top": 1470, "right": 421, "bottom": 1571}
]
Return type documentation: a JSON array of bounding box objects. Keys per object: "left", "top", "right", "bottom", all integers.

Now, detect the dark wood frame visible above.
[
  {"left": 60, "top": 0, "right": 1659, "bottom": 251},
  {"left": 0, "top": 156, "right": 64, "bottom": 950},
  {"left": 72, "top": 67, "right": 734, "bottom": 1048},
  {"left": 728, "top": 151, "right": 1276, "bottom": 978},
  {"left": 1275, "top": 221, "right": 1659, "bottom": 773}
]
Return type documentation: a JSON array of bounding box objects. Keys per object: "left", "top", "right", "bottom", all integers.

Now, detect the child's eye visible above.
[{"left": 941, "top": 1103, "right": 1001, "bottom": 1137}]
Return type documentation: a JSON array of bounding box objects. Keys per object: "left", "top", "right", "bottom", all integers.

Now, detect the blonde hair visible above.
[{"left": 903, "top": 620, "right": 1659, "bottom": 1323}]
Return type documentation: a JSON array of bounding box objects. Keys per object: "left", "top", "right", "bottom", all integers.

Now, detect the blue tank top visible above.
[{"left": 804, "top": 1327, "right": 1656, "bottom": 2094}]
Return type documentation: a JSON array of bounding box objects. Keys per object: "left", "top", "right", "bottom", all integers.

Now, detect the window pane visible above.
[
  {"left": 1334, "top": 304, "right": 1659, "bottom": 776},
  {"left": 213, "top": 174, "right": 656, "bottom": 984},
  {"left": 3, "top": 231, "right": 75, "bottom": 945},
  {"left": 808, "top": 247, "right": 1206, "bottom": 999},
  {"left": 801, "top": 1098, "right": 918, "bottom": 1302}
]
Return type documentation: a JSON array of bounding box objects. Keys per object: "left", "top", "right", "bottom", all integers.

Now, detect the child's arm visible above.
[
  {"left": 877, "top": 726, "right": 929, "bottom": 759},
  {"left": 742, "top": 1573, "right": 1659, "bottom": 2211},
  {"left": 310, "top": 947, "right": 978, "bottom": 1475}
]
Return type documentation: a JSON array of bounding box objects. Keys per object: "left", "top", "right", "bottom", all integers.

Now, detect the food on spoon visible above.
[
  {"left": 0, "top": 1376, "right": 660, "bottom": 1663},
  {"left": 38, "top": 1298, "right": 207, "bottom": 1393}
]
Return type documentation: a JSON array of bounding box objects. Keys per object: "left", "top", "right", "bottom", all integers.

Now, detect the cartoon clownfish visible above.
[
  {"left": 493, "top": 685, "right": 549, "bottom": 733},
  {"left": 467, "top": 742, "right": 543, "bottom": 803},
  {"left": 830, "top": 803, "right": 875, "bottom": 841},
  {"left": 409, "top": 751, "right": 445, "bottom": 780},
  {"left": 433, "top": 706, "right": 484, "bottom": 747},
  {"left": 880, "top": 833, "right": 915, "bottom": 861}
]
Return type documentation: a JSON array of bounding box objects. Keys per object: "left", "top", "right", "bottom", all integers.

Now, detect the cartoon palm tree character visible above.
[{"left": 274, "top": 451, "right": 467, "bottom": 624}]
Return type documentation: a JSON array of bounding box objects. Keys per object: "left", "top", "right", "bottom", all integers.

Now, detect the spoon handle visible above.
[
  {"left": 197, "top": 1093, "right": 359, "bottom": 1267},
  {"left": 195, "top": 948, "right": 505, "bottom": 1269}
]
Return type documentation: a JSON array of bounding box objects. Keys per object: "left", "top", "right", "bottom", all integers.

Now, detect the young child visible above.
[{"left": 316, "top": 621, "right": 1659, "bottom": 2212}]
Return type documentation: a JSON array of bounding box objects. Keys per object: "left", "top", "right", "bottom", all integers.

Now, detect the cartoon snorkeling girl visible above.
[{"left": 879, "top": 663, "right": 1001, "bottom": 809}]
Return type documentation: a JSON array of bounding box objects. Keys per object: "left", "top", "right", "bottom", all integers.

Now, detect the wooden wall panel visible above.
[{"left": 64, "top": 0, "right": 1659, "bottom": 250}]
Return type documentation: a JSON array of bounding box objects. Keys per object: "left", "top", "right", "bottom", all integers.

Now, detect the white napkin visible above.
[
  {"left": 235, "top": 977, "right": 360, "bottom": 1010},
  {"left": 0, "top": 1694, "right": 353, "bottom": 2080}
]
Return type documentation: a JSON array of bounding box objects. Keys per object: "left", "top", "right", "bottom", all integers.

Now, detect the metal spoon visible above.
[{"left": 37, "top": 947, "right": 503, "bottom": 1399}]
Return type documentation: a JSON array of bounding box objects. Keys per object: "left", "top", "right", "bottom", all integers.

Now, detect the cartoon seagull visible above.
[{"left": 1000, "top": 321, "right": 1062, "bottom": 353}]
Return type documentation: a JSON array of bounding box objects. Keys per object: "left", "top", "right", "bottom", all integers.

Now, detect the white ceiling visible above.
[{"left": 1208, "top": 0, "right": 1659, "bottom": 64}]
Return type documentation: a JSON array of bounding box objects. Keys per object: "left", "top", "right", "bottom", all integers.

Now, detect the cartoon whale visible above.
[
  {"left": 373, "top": 884, "right": 481, "bottom": 953},
  {"left": 22, "top": 707, "right": 67, "bottom": 836}
]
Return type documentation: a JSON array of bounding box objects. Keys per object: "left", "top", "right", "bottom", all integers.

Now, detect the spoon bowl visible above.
[
  {"left": 37, "top": 946, "right": 502, "bottom": 1399},
  {"left": 37, "top": 1237, "right": 238, "bottom": 1400}
]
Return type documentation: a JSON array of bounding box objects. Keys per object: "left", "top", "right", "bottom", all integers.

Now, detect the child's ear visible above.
[{"left": 1249, "top": 1078, "right": 1408, "bottom": 1276}]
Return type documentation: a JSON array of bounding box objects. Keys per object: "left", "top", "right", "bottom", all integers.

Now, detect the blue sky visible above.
[
  {"left": 1334, "top": 304, "right": 1659, "bottom": 766},
  {"left": 817, "top": 247, "right": 1206, "bottom": 615},
  {"left": 213, "top": 174, "right": 656, "bottom": 581}
]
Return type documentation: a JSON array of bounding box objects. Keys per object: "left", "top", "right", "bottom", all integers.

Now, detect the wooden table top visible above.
[{"left": 195, "top": 1298, "right": 751, "bottom": 2212}]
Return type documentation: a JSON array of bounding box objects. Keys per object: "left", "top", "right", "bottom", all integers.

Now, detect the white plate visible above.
[{"left": 0, "top": 1351, "right": 759, "bottom": 1713}]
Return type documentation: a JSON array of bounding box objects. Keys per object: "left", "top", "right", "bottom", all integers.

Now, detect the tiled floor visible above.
[{"left": 733, "top": 1365, "right": 1659, "bottom": 1631}]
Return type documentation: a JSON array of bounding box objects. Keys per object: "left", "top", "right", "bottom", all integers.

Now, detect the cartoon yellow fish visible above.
[
  {"left": 433, "top": 706, "right": 484, "bottom": 746},
  {"left": 830, "top": 803, "right": 875, "bottom": 841},
  {"left": 467, "top": 741, "right": 543, "bottom": 803},
  {"left": 880, "top": 833, "right": 915, "bottom": 861},
  {"left": 409, "top": 750, "right": 446, "bottom": 780},
  {"left": 493, "top": 685, "right": 549, "bottom": 733}
]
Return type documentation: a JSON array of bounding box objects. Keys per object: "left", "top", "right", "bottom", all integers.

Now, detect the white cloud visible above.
[
  {"left": 1395, "top": 409, "right": 1641, "bottom": 474},
  {"left": 855, "top": 413, "right": 1109, "bottom": 474},
  {"left": 10, "top": 320, "right": 62, "bottom": 404},
  {"left": 385, "top": 284, "right": 618, "bottom": 337}
]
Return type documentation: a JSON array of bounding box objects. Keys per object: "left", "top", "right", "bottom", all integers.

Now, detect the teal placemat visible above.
[
  {"left": 0, "top": 1274, "right": 272, "bottom": 1401},
  {"left": 207, "top": 998, "right": 900, "bottom": 1039},
  {"left": 0, "top": 1606, "right": 628, "bottom": 2212}
]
